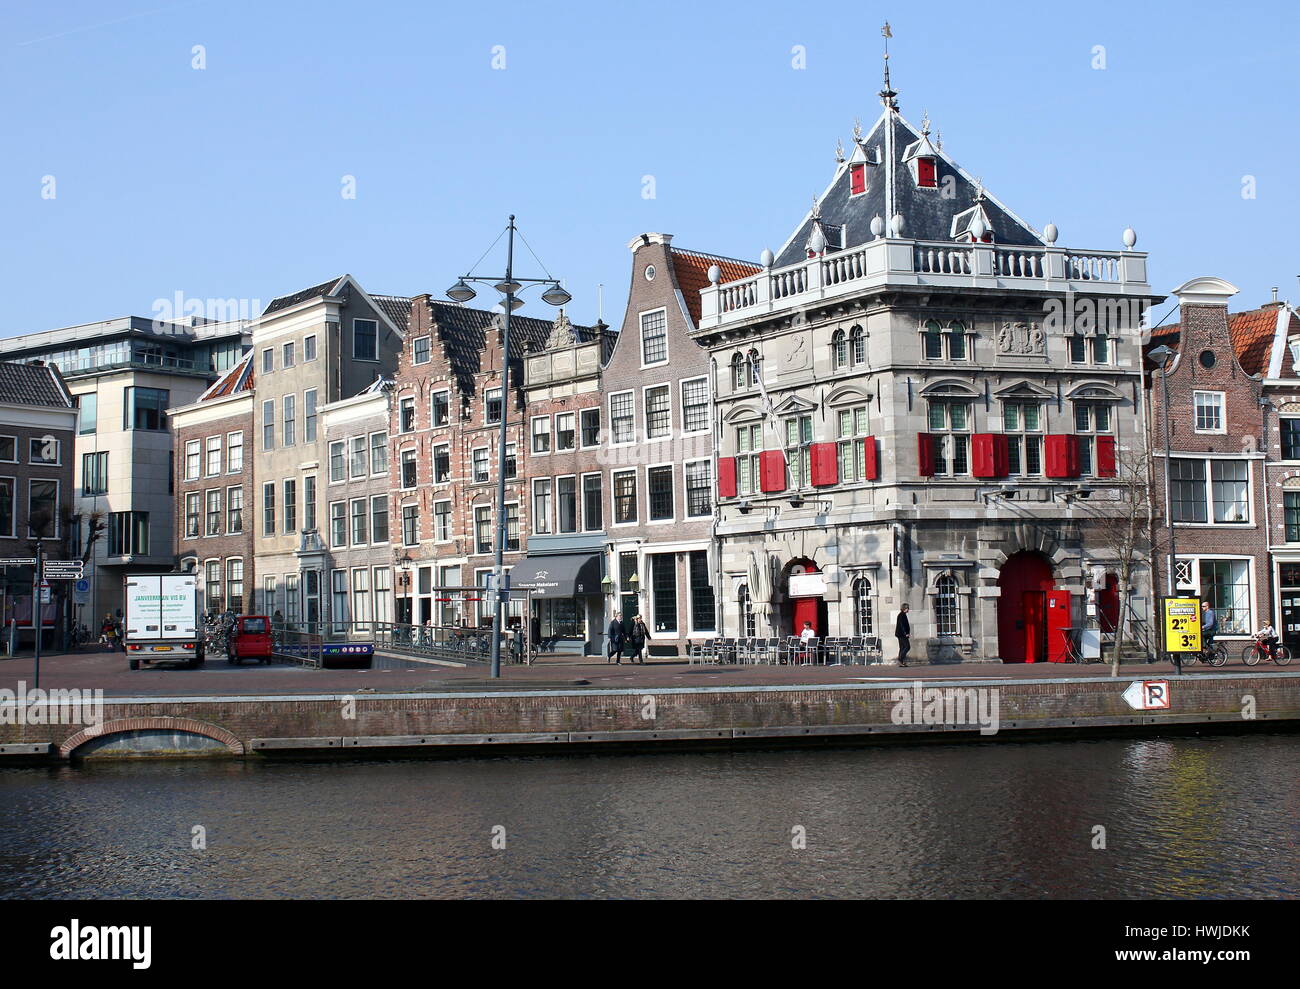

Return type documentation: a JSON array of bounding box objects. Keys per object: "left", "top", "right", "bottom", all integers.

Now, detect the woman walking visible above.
[{"left": 627, "top": 615, "right": 649, "bottom": 664}]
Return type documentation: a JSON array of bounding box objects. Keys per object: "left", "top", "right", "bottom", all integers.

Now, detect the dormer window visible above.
[{"left": 850, "top": 163, "right": 867, "bottom": 196}]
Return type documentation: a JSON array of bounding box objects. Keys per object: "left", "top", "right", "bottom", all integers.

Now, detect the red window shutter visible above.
[
  {"left": 863, "top": 437, "right": 879, "bottom": 481},
  {"left": 1045, "top": 434, "right": 1080, "bottom": 479},
  {"left": 759, "top": 450, "right": 786, "bottom": 493},
  {"left": 972, "top": 433, "right": 995, "bottom": 478},
  {"left": 992, "top": 434, "right": 1009, "bottom": 477},
  {"left": 850, "top": 163, "right": 866, "bottom": 196},
  {"left": 1095, "top": 435, "right": 1117, "bottom": 478},
  {"left": 717, "top": 456, "right": 737, "bottom": 498},
  {"left": 918, "top": 433, "right": 935, "bottom": 477},
  {"left": 917, "top": 157, "right": 937, "bottom": 188},
  {"left": 810, "top": 443, "right": 837, "bottom": 487}
]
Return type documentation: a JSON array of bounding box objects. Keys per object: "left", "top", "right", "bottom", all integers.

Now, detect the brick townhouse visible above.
[
  {"left": 600, "top": 234, "right": 760, "bottom": 656},
  {"left": 170, "top": 352, "right": 256, "bottom": 614},
  {"left": 517, "top": 312, "right": 616, "bottom": 654},
  {"left": 1149, "top": 281, "right": 1300, "bottom": 652},
  {"left": 389, "top": 297, "right": 593, "bottom": 634},
  {"left": 0, "top": 362, "right": 77, "bottom": 640}
]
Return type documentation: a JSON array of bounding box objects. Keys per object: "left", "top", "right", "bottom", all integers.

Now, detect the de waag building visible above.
[{"left": 691, "top": 71, "right": 1160, "bottom": 663}]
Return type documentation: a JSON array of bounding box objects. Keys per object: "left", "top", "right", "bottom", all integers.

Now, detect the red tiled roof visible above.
[
  {"left": 1149, "top": 305, "right": 1296, "bottom": 376},
  {"left": 200, "top": 351, "right": 254, "bottom": 401},
  {"left": 670, "top": 248, "right": 761, "bottom": 327}
]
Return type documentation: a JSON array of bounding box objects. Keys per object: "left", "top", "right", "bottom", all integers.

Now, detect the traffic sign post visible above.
[
  {"left": 1122, "top": 680, "right": 1171, "bottom": 710},
  {"left": 42, "top": 560, "right": 84, "bottom": 580}
]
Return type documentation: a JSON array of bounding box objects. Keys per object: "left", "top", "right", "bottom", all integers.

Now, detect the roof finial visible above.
[
  {"left": 835, "top": 137, "right": 845, "bottom": 163},
  {"left": 852, "top": 117, "right": 863, "bottom": 144},
  {"left": 880, "top": 21, "right": 898, "bottom": 110},
  {"left": 935, "top": 129, "right": 943, "bottom": 152},
  {"left": 973, "top": 176, "right": 985, "bottom": 202},
  {"left": 920, "top": 109, "right": 930, "bottom": 135},
  {"left": 811, "top": 194, "right": 821, "bottom": 220}
]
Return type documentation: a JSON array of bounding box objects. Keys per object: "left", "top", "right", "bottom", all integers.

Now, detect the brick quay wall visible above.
[{"left": 1, "top": 673, "right": 1297, "bottom": 761}]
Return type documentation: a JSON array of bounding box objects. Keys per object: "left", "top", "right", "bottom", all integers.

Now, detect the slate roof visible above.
[
  {"left": 263, "top": 277, "right": 345, "bottom": 315},
  {"left": 0, "top": 361, "right": 73, "bottom": 409},
  {"left": 671, "top": 248, "right": 762, "bottom": 326},
  {"left": 1150, "top": 305, "right": 1300, "bottom": 377},
  {"left": 198, "top": 350, "right": 255, "bottom": 401},
  {"left": 420, "top": 300, "right": 596, "bottom": 393},
  {"left": 773, "top": 110, "right": 1042, "bottom": 268}
]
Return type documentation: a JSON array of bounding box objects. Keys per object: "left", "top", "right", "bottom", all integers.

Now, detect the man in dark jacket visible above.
[
  {"left": 895, "top": 604, "right": 911, "bottom": 668},
  {"left": 606, "top": 612, "right": 625, "bottom": 664}
]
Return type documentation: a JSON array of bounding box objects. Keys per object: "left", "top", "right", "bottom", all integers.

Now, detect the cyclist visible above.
[
  {"left": 1253, "top": 622, "right": 1279, "bottom": 662},
  {"left": 1201, "top": 603, "right": 1218, "bottom": 651}
]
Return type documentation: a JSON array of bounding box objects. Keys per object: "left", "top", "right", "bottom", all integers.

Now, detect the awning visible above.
[{"left": 510, "top": 554, "right": 603, "bottom": 598}]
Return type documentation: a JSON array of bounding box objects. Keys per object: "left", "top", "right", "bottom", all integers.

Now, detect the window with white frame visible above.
[
  {"left": 434, "top": 499, "right": 452, "bottom": 541},
  {"left": 330, "top": 501, "right": 347, "bottom": 547},
  {"left": 413, "top": 336, "right": 431, "bottom": 364},
  {"left": 283, "top": 341, "right": 295, "bottom": 369},
  {"left": 431, "top": 391, "right": 450, "bottom": 428},
  {"left": 371, "top": 495, "right": 388, "bottom": 543},
  {"left": 349, "top": 437, "right": 366, "bottom": 479},
  {"left": 580, "top": 408, "right": 600, "bottom": 447},
  {"left": 474, "top": 506, "right": 491, "bottom": 554},
  {"left": 682, "top": 378, "right": 709, "bottom": 433},
  {"left": 400, "top": 449, "right": 416, "bottom": 489},
  {"left": 647, "top": 465, "right": 673, "bottom": 521},
  {"left": 555, "top": 412, "right": 576, "bottom": 451},
  {"left": 613, "top": 470, "right": 637, "bottom": 524},
  {"left": 610, "top": 391, "right": 634, "bottom": 444},
  {"left": 305, "top": 390, "right": 318, "bottom": 442},
  {"left": 532, "top": 479, "right": 552, "bottom": 534},
  {"left": 185, "top": 493, "right": 200, "bottom": 538},
  {"left": 1199, "top": 559, "right": 1251, "bottom": 635},
  {"left": 206, "top": 489, "right": 222, "bottom": 536},
  {"left": 645, "top": 385, "right": 671, "bottom": 439},
  {"left": 531, "top": 416, "right": 551, "bottom": 454},
  {"left": 837, "top": 406, "right": 869, "bottom": 483},
  {"left": 262, "top": 400, "right": 275, "bottom": 450},
  {"left": 370, "top": 432, "right": 387, "bottom": 474},
  {"left": 227, "top": 431, "right": 243, "bottom": 473},
  {"left": 402, "top": 504, "right": 419, "bottom": 546},
  {"left": 472, "top": 448, "right": 489, "bottom": 483},
  {"left": 205, "top": 436, "right": 222, "bottom": 476},
  {"left": 1004, "top": 401, "right": 1043, "bottom": 476},
  {"left": 283, "top": 394, "right": 296, "bottom": 446},
  {"left": 185, "top": 440, "right": 201, "bottom": 480},
  {"left": 350, "top": 498, "right": 368, "bottom": 545},
  {"left": 928, "top": 399, "right": 971, "bottom": 476},
  {"left": 227, "top": 486, "right": 243, "bottom": 534},
  {"left": 304, "top": 335, "right": 317, "bottom": 362},
  {"left": 399, "top": 397, "right": 415, "bottom": 433},
  {"left": 640, "top": 309, "right": 668, "bottom": 365},
  {"left": 485, "top": 387, "right": 503, "bottom": 425},
  {"left": 1194, "top": 391, "right": 1225, "bottom": 433},
  {"left": 557, "top": 476, "right": 578, "bottom": 532},
  {"left": 685, "top": 460, "right": 712, "bottom": 517},
  {"left": 784, "top": 415, "right": 812, "bottom": 488},
  {"left": 853, "top": 576, "right": 873, "bottom": 635},
  {"left": 923, "top": 320, "right": 967, "bottom": 361},
  {"left": 433, "top": 444, "right": 450, "bottom": 484},
  {"left": 736, "top": 422, "right": 762, "bottom": 495},
  {"left": 935, "top": 573, "right": 959, "bottom": 636},
  {"left": 1170, "top": 457, "right": 1250, "bottom": 524},
  {"left": 330, "top": 441, "right": 346, "bottom": 483}
]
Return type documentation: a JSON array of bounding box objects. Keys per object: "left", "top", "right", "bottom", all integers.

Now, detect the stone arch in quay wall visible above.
[{"left": 59, "top": 717, "right": 246, "bottom": 759}]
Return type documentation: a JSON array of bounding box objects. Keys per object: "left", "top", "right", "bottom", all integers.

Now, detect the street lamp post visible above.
[{"left": 447, "top": 216, "right": 571, "bottom": 678}]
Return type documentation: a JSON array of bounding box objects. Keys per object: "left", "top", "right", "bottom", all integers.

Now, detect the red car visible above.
[{"left": 225, "top": 615, "right": 275, "bottom": 665}]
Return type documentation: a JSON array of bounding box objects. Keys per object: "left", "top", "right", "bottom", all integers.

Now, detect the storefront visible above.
[
  {"left": 510, "top": 552, "right": 605, "bottom": 655},
  {"left": 1277, "top": 561, "right": 1300, "bottom": 655}
]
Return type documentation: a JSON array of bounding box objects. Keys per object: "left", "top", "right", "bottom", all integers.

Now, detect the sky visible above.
[{"left": 1, "top": 0, "right": 1297, "bottom": 337}]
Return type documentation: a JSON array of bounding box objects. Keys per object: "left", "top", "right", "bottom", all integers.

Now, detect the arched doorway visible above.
[
  {"left": 997, "top": 551, "right": 1055, "bottom": 662},
  {"left": 784, "top": 559, "right": 827, "bottom": 636}
]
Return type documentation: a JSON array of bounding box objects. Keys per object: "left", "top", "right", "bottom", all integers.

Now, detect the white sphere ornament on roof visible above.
[
  {"left": 707, "top": 264, "right": 721, "bottom": 284},
  {"left": 760, "top": 248, "right": 774, "bottom": 268},
  {"left": 870, "top": 215, "right": 885, "bottom": 239},
  {"left": 1123, "top": 227, "right": 1137, "bottom": 249},
  {"left": 890, "top": 213, "right": 904, "bottom": 237},
  {"left": 1043, "top": 222, "right": 1058, "bottom": 245},
  {"left": 970, "top": 215, "right": 987, "bottom": 241},
  {"left": 809, "top": 225, "right": 827, "bottom": 254}
]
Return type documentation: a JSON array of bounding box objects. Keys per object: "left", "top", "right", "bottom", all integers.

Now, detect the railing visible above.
[
  {"left": 699, "top": 238, "right": 1147, "bottom": 330},
  {"left": 357, "top": 621, "right": 531, "bottom": 666}
]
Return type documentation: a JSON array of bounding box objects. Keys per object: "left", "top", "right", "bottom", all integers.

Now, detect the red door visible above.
[
  {"left": 1045, "top": 590, "right": 1073, "bottom": 663},
  {"left": 788, "top": 560, "right": 821, "bottom": 636},
  {"left": 1098, "top": 573, "right": 1119, "bottom": 633},
  {"left": 998, "top": 552, "right": 1055, "bottom": 663}
]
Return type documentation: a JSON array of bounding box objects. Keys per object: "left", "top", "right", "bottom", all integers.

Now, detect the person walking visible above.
[
  {"left": 100, "top": 612, "right": 117, "bottom": 652},
  {"left": 627, "top": 615, "right": 649, "bottom": 664},
  {"left": 606, "top": 612, "right": 625, "bottom": 664},
  {"left": 895, "top": 604, "right": 911, "bottom": 668}
]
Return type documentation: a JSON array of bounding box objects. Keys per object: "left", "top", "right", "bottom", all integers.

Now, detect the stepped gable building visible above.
[
  {"left": 690, "top": 64, "right": 1159, "bottom": 663},
  {"left": 516, "top": 311, "right": 616, "bottom": 654},
  {"left": 389, "top": 297, "right": 594, "bottom": 635},
  {"left": 602, "top": 234, "right": 760, "bottom": 656},
  {"left": 170, "top": 352, "right": 256, "bottom": 613},
  {"left": 249, "top": 275, "right": 406, "bottom": 627},
  {"left": 1148, "top": 285, "right": 1300, "bottom": 653}
]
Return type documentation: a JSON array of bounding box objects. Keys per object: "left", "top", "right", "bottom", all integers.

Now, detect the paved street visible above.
[{"left": 0, "top": 646, "right": 1288, "bottom": 697}]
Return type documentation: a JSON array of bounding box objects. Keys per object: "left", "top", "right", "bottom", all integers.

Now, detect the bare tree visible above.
[{"left": 1075, "top": 444, "right": 1156, "bottom": 676}]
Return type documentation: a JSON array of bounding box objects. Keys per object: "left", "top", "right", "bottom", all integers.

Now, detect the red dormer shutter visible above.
[
  {"left": 971, "top": 434, "right": 1009, "bottom": 478},
  {"left": 1095, "top": 436, "right": 1117, "bottom": 478},
  {"left": 850, "top": 163, "right": 866, "bottom": 196},
  {"left": 917, "top": 157, "right": 937, "bottom": 188},
  {"left": 759, "top": 450, "right": 786, "bottom": 493},
  {"left": 810, "top": 443, "right": 838, "bottom": 487},
  {"left": 717, "top": 457, "right": 737, "bottom": 498}
]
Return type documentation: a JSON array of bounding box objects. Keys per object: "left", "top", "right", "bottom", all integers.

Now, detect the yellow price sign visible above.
[{"left": 1162, "top": 597, "right": 1202, "bottom": 653}]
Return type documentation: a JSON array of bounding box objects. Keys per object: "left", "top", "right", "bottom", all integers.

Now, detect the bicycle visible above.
[
  {"left": 1241, "top": 637, "right": 1292, "bottom": 667},
  {"left": 1191, "top": 641, "right": 1228, "bottom": 667}
]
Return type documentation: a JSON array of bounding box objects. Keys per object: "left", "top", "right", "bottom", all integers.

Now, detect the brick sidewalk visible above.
[{"left": 0, "top": 646, "right": 1285, "bottom": 697}]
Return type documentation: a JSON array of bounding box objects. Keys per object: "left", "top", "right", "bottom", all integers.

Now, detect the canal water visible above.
[{"left": 1, "top": 734, "right": 1296, "bottom": 898}]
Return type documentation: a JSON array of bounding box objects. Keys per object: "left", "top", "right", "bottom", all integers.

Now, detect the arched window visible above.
[
  {"left": 853, "top": 577, "right": 873, "bottom": 635},
  {"left": 831, "top": 329, "right": 847, "bottom": 369},
  {"left": 923, "top": 319, "right": 944, "bottom": 360},
  {"left": 731, "top": 353, "right": 746, "bottom": 390},
  {"left": 946, "top": 320, "right": 967, "bottom": 360},
  {"left": 849, "top": 326, "right": 866, "bottom": 365},
  {"left": 935, "top": 573, "right": 959, "bottom": 636},
  {"left": 747, "top": 349, "right": 762, "bottom": 386},
  {"left": 738, "top": 583, "right": 755, "bottom": 637}
]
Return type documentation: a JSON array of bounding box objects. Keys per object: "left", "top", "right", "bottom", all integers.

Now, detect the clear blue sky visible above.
[{"left": 2, "top": 0, "right": 1296, "bottom": 337}]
